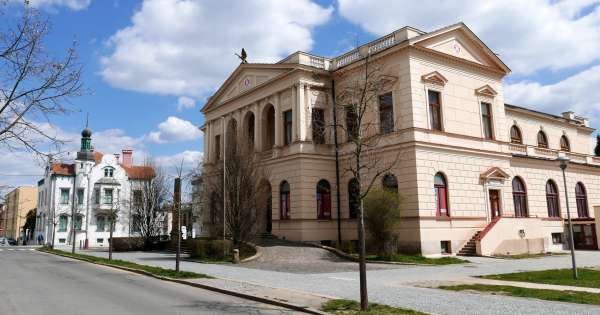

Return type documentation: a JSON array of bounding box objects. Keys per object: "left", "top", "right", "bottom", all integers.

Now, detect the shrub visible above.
[
  {"left": 111, "top": 237, "right": 144, "bottom": 252},
  {"left": 188, "top": 239, "right": 233, "bottom": 261},
  {"left": 364, "top": 188, "right": 402, "bottom": 256}
]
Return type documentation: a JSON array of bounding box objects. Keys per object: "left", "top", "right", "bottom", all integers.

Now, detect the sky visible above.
[{"left": 2, "top": 0, "right": 600, "bottom": 189}]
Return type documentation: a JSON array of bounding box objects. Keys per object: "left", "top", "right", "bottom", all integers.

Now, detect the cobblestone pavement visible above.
[
  {"left": 241, "top": 239, "right": 403, "bottom": 274},
  {"left": 79, "top": 249, "right": 600, "bottom": 315}
]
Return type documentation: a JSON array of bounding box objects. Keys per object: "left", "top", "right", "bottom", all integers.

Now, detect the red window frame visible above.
[
  {"left": 280, "top": 181, "right": 290, "bottom": 220},
  {"left": 428, "top": 90, "right": 442, "bottom": 131},
  {"left": 576, "top": 183, "right": 589, "bottom": 218},
  {"left": 546, "top": 180, "right": 560, "bottom": 218},
  {"left": 434, "top": 173, "right": 449, "bottom": 216},
  {"left": 317, "top": 180, "right": 331, "bottom": 219}
]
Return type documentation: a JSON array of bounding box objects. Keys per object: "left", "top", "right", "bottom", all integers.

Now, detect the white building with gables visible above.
[{"left": 35, "top": 128, "right": 161, "bottom": 248}]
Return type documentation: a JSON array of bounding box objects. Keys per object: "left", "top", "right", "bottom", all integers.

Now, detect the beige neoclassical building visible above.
[{"left": 200, "top": 23, "right": 600, "bottom": 256}]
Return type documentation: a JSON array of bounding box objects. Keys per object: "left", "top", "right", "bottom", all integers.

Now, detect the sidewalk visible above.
[{"left": 78, "top": 249, "right": 600, "bottom": 315}]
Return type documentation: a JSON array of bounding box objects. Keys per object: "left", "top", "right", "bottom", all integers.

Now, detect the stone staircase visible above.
[
  {"left": 457, "top": 231, "right": 481, "bottom": 256},
  {"left": 166, "top": 239, "right": 190, "bottom": 255}
]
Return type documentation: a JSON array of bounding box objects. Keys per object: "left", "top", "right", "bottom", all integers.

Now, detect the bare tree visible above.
[
  {"left": 0, "top": 2, "right": 83, "bottom": 155},
  {"left": 333, "top": 55, "right": 399, "bottom": 310},
  {"left": 203, "top": 145, "right": 263, "bottom": 245},
  {"left": 130, "top": 164, "right": 166, "bottom": 249},
  {"left": 107, "top": 194, "right": 123, "bottom": 261}
]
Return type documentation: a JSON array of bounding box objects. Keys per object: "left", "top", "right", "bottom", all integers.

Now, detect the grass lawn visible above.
[
  {"left": 188, "top": 242, "right": 257, "bottom": 263},
  {"left": 322, "top": 299, "right": 429, "bottom": 315},
  {"left": 439, "top": 284, "right": 600, "bottom": 306},
  {"left": 39, "top": 247, "right": 210, "bottom": 279},
  {"left": 481, "top": 268, "right": 600, "bottom": 289},
  {"left": 494, "top": 252, "right": 568, "bottom": 259},
  {"left": 355, "top": 254, "right": 468, "bottom": 265}
]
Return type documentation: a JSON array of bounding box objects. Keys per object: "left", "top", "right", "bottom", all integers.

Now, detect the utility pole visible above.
[
  {"left": 558, "top": 156, "right": 578, "bottom": 279},
  {"left": 331, "top": 80, "right": 342, "bottom": 245},
  {"left": 71, "top": 175, "right": 77, "bottom": 254}
]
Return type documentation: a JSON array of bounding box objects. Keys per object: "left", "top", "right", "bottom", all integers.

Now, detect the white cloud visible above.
[
  {"left": 10, "top": 0, "right": 92, "bottom": 10},
  {"left": 100, "top": 0, "right": 332, "bottom": 96},
  {"left": 177, "top": 96, "right": 195, "bottom": 111},
  {"left": 505, "top": 65, "right": 600, "bottom": 128},
  {"left": 155, "top": 150, "right": 203, "bottom": 170},
  {"left": 147, "top": 116, "right": 202, "bottom": 144},
  {"left": 337, "top": 0, "right": 600, "bottom": 75}
]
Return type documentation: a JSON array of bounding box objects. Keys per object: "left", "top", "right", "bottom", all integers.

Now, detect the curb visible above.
[
  {"left": 317, "top": 245, "right": 470, "bottom": 266},
  {"left": 38, "top": 249, "right": 327, "bottom": 315},
  {"left": 240, "top": 241, "right": 263, "bottom": 263}
]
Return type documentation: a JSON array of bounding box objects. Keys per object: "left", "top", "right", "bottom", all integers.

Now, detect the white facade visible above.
[{"left": 35, "top": 132, "right": 161, "bottom": 248}]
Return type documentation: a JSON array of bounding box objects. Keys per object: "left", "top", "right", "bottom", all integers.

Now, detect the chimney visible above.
[
  {"left": 122, "top": 149, "right": 133, "bottom": 167},
  {"left": 562, "top": 111, "right": 575, "bottom": 120}
]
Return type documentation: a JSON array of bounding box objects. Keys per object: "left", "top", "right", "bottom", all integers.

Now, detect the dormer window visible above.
[{"left": 104, "top": 167, "right": 114, "bottom": 178}]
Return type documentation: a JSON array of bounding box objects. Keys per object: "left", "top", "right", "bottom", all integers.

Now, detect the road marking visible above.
[
  {"left": 8, "top": 249, "right": 14, "bottom": 251},
  {"left": 328, "top": 276, "right": 356, "bottom": 281},
  {"left": 0, "top": 249, "right": 3, "bottom": 252}
]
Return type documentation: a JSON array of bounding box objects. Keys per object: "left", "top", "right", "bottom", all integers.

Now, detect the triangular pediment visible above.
[
  {"left": 202, "top": 64, "right": 294, "bottom": 112},
  {"left": 421, "top": 71, "right": 448, "bottom": 86},
  {"left": 480, "top": 167, "right": 510, "bottom": 181},
  {"left": 475, "top": 85, "right": 498, "bottom": 97},
  {"left": 412, "top": 23, "right": 510, "bottom": 74}
]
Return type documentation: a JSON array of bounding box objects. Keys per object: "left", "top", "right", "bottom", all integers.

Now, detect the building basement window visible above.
[{"left": 441, "top": 241, "right": 451, "bottom": 254}]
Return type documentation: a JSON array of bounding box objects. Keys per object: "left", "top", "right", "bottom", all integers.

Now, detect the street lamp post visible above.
[{"left": 557, "top": 156, "right": 578, "bottom": 279}]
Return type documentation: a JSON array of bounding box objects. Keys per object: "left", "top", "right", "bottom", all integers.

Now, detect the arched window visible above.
[
  {"left": 576, "top": 182, "right": 589, "bottom": 218},
  {"left": 263, "top": 105, "right": 275, "bottom": 150},
  {"left": 546, "top": 180, "right": 560, "bottom": 218},
  {"left": 510, "top": 126, "right": 523, "bottom": 144},
  {"left": 537, "top": 131, "right": 548, "bottom": 148},
  {"left": 246, "top": 112, "right": 255, "bottom": 149},
  {"left": 512, "top": 177, "right": 528, "bottom": 217},
  {"left": 382, "top": 174, "right": 398, "bottom": 194},
  {"left": 280, "top": 181, "right": 290, "bottom": 219},
  {"left": 434, "top": 173, "right": 449, "bottom": 216},
  {"left": 348, "top": 178, "right": 360, "bottom": 219},
  {"left": 560, "top": 135, "right": 570, "bottom": 152},
  {"left": 317, "top": 180, "right": 332, "bottom": 219}
]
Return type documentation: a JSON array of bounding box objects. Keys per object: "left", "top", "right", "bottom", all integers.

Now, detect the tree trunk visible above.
[
  {"left": 358, "top": 191, "right": 368, "bottom": 310},
  {"left": 109, "top": 220, "right": 114, "bottom": 261}
]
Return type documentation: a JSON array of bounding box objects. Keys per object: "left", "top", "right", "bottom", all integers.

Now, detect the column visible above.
[
  {"left": 295, "top": 83, "right": 306, "bottom": 141},
  {"left": 254, "top": 102, "right": 263, "bottom": 152},
  {"left": 205, "top": 122, "right": 212, "bottom": 163},
  {"left": 274, "top": 93, "right": 283, "bottom": 147},
  {"left": 305, "top": 84, "right": 313, "bottom": 142}
]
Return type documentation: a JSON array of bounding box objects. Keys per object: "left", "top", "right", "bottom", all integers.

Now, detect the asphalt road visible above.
[{"left": 0, "top": 248, "right": 303, "bottom": 315}]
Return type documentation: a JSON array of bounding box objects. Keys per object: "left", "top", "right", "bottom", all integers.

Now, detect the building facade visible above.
[
  {"left": 201, "top": 23, "right": 600, "bottom": 256},
  {"left": 35, "top": 129, "right": 159, "bottom": 248},
  {"left": 3, "top": 187, "right": 37, "bottom": 241}
]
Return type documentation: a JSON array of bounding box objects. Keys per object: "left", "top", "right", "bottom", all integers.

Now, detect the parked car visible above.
[
  {"left": 0, "top": 237, "right": 7, "bottom": 246},
  {"left": 7, "top": 238, "right": 17, "bottom": 246}
]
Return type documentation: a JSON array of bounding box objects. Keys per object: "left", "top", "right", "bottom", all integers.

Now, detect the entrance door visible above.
[
  {"left": 266, "top": 195, "right": 272, "bottom": 233},
  {"left": 489, "top": 190, "right": 501, "bottom": 219},
  {"left": 573, "top": 224, "right": 598, "bottom": 250}
]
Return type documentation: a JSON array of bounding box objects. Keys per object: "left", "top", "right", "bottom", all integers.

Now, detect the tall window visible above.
[
  {"left": 434, "top": 173, "right": 449, "bottom": 216},
  {"left": 428, "top": 90, "right": 442, "bottom": 131},
  {"left": 60, "top": 188, "right": 70, "bottom": 204},
  {"left": 312, "top": 108, "right": 326, "bottom": 144},
  {"left": 480, "top": 102, "right": 494, "bottom": 140},
  {"left": 382, "top": 174, "right": 398, "bottom": 195},
  {"left": 560, "top": 135, "right": 570, "bottom": 152},
  {"left": 94, "top": 188, "right": 100, "bottom": 204},
  {"left": 512, "top": 177, "right": 528, "bottom": 217},
  {"left": 316, "top": 180, "right": 331, "bottom": 219},
  {"left": 247, "top": 113, "right": 255, "bottom": 147},
  {"left": 546, "top": 180, "right": 560, "bottom": 218},
  {"left": 284, "top": 110, "right": 293, "bottom": 145},
  {"left": 58, "top": 215, "right": 68, "bottom": 232},
  {"left": 537, "top": 131, "right": 548, "bottom": 148},
  {"left": 214, "top": 135, "right": 221, "bottom": 161},
  {"left": 348, "top": 178, "right": 360, "bottom": 219},
  {"left": 576, "top": 182, "right": 589, "bottom": 218},
  {"left": 77, "top": 189, "right": 85, "bottom": 205},
  {"left": 96, "top": 216, "right": 106, "bottom": 232},
  {"left": 510, "top": 126, "right": 523, "bottom": 144},
  {"left": 103, "top": 188, "right": 113, "bottom": 205},
  {"left": 379, "top": 92, "right": 394, "bottom": 134},
  {"left": 280, "top": 181, "right": 290, "bottom": 219},
  {"left": 133, "top": 190, "right": 143, "bottom": 209},
  {"left": 132, "top": 214, "right": 141, "bottom": 232},
  {"left": 74, "top": 215, "right": 83, "bottom": 230},
  {"left": 345, "top": 105, "right": 358, "bottom": 141},
  {"left": 104, "top": 167, "right": 114, "bottom": 177}
]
